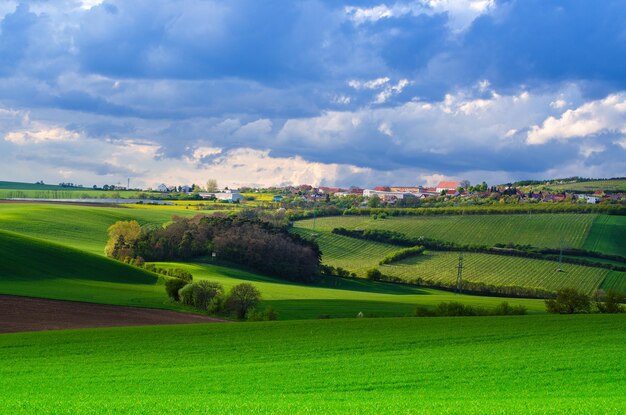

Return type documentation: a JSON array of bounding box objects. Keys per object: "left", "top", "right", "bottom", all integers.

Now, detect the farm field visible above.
[
  {"left": 295, "top": 213, "right": 596, "bottom": 249},
  {"left": 161, "top": 261, "right": 545, "bottom": 319},
  {"left": 582, "top": 215, "right": 626, "bottom": 257},
  {"left": 546, "top": 179, "right": 626, "bottom": 192},
  {"left": 0, "top": 230, "right": 175, "bottom": 309},
  {"left": 0, "top": 315, "right": 624, "bottom": 414},
  {"left": 0, "top": 227, "right": 545, "bottom": 319},
  {"left": 380, "top": 251, "right": 614, "bottom": 294},
  {"left": 600, "top": 271, "right": 626, "bottom": 293},
  {"left": 0, "top": 203, "right": 199, "bottom": 254},
  {"left": 291, "top": 227, "right": 400, "bottom": 276}
]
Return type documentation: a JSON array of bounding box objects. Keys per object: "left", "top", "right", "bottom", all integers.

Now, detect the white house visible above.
[
  {"left": 363, "top": 189, "right": 417, "bottom": 201},
  {"left": 156, "top": 183, "right": 169, "bottom": 192},
  {"left": 578, "top": 194, "right": 598, "bottom": 204},
  {"left": 199, "top": 189, "right": 244, "bottom": 202}
]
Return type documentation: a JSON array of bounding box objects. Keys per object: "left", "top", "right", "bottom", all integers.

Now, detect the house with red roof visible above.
[{"left": 435, "top": 181, "right": 461, "bottom": 193}]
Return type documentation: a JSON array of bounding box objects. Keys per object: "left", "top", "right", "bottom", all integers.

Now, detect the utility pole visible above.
[
  {"left": 557, "top": 235, "right": 564, "bottom": 272},
  {"left": 127, "top": 178, "right": 130, "bottom": 190},
  {"left": 456, "top": 252, "right": 464, "bottom": 294}
]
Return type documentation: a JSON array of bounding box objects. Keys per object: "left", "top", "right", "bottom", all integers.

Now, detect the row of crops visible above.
[
  {"left": 380, "top": 251, "right": 612, "bottom": 294},
  {"left": 295, "top": 213, "right": 596, "bottom": 250}
]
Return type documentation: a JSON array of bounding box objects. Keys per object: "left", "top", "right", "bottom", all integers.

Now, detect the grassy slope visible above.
[
  {"left": 381, "top": 251, "right": 612, "bottom": 294},
  {"left": 0, "top": 230, "right": 177, "bottom": 309},
  {"left": 0, "top": 227, "right": 545, "bottom": 318},
  {"left": 547, "top": 179, "right": 626, "bottom": 192},
  {"left": 295, "top": 213, "right": 595, "bottom": 249},
  {"left": 0, "top": 203, "right": 198, "bottom": 254},
  {"left": 0, "top": 315, "right": 624, "bottom": 414},
  {"left": 583, "top": 215, "right": 626, "bottom": 256},
  {"left": 157, "top": 261, "right": 546, "bottom": 319}
]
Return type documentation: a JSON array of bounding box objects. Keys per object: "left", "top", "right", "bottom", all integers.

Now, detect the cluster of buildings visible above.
[{"left": 155, "top": 183, "right": 244, "bottom": 202}]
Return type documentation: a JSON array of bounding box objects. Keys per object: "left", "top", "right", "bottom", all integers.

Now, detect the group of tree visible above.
[
  {"left": 105, "top": 214, "right": 321, "bottom": 283},
  {"left": 164, "top": 272, "right": 274, "bottom": 320},
  {"left": 545, "top": 288, "right": 625, "bottom": 314}
]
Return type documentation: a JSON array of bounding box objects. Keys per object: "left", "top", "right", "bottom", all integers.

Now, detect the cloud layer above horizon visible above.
[{"left": 1, "top": 0, "right": 625, "bottom": 188}]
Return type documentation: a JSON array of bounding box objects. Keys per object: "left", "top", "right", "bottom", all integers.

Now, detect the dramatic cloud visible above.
[{"left": 0, "top": 0, "right": 624, "bottom": 188}]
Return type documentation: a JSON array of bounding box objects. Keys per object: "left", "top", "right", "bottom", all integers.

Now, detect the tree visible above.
[
  {"left": 545, "top": 288, "right": 591, "bottom": 314},
  {"left": 226, "top": 283, "right": 261, "bottom": 319},
  {"left": 460, "top": 180, "right": 470, "bottom": 189},
  {"left": 105, "top": 220, "right": 141, "bottom": 258},
  {"left": 366, "top": 268, "right": 382, "bottom": 281},
  {"left": 368, "top": 194, "right": 381, "bottom": 208},
  {"left": 206, "top": 179, "right": 219, "bottom": 192},
  {"left": 596, "top": 289, "right": 625, "bottom": 313}
]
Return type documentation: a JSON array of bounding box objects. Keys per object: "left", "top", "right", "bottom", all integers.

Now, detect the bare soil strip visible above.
[{"left": 0, "top": 295, "right": 228, "bottom": 334}]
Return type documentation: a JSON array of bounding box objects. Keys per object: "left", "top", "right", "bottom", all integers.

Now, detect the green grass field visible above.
[
  {"left": 0, "top": 180, "right": 160, "bottom": 199},
  {"left": 0, "top": 227, "right": 545, "bottom": 318},
  {"left": 1, "top": 314, "right": 624, "bottom": 414},
  {"left": 582, "top": 215, "right": 626, "bottom": 256},
  {"left": 546, "top": 179, "right": 626, "bottom": 192},
  {"left": 0, "top": 230, "right": 176, "bottom": 309},
  {"left": 159, "top": 261, "right": 545, "bottom": 319},
  {"left": 380, "top": 251, "right": 614, "bottom": 294},
  {"left": 295, "top": 213, "right": 596, "bottom": 249},
  {"left": 292, "top": 227, "right": 400, "bottom": 276},
  {"left": 600, "top": 271, "right": 626, "bottom": 293},
  {"left": 0, "top": 203, "right": 199, "bottom": 254}
]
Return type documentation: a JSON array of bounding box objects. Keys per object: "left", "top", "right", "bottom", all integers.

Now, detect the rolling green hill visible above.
[
  {"left": 546, "top": 179, "right": 626, "bottom": 192},
  {"left": 0, "top": 203, "right": 198, "bottom": 254},
  {"left": 295, "top": 214, "right": 595, "bottom": 249},
  {"left": 0, "top": 230, "right": 175, "bottom": 309},
  {"left": 0, "top": 315, "right": 623, "bottom": 414},
  {"left": 0, "top": 227, "right": 545, "bottom": 318}
]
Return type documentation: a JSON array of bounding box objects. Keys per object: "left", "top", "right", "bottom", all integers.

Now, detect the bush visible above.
[
  {"left": 379, "top": 245, "right": 425, "bottom": 265},
  {"left": 226, "top": 283, "right": 261, "bottom": 319},
  {"left": 178, "top": 283, "right": 195, "bottom": 306},
  {"left": 596, "top": 289, "right": 626, "bottom": 313},
  {"left": 545, "top": 288, "right": 591, "bottom": 314},
  {"left": 165, "top": 278, "right": 189, "bottom": 301},
  {"left": 491, "top": 301, "right": 527, "bottom": 316},
  {"left": 366, "top": 268, "right": 382, "bottom": 281},
  {"left": 207, "top": 294, "right": 226, "bottom": 314},
  {"left": 192, "top": 280, "right": 224, "bottom": 310}
]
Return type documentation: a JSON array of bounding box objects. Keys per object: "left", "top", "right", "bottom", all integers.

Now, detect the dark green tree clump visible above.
[
  {"left": 107, "top": 214, "right": 321, "bottom": 283},
  {"left": 545, "top": 288, "right": 591, "bottom": 314}
]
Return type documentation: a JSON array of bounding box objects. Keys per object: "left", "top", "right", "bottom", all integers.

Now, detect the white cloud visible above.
[
  {"left": 550, "top": 99, "right": 567, "bottom": 109},
  {"left": 348, "top": 77, "right": 390, "bottom": 90},
  {"left": 345, "top": 0, "right": 495, "bottom": 31},
  {"left": 5, "top": 126, "right": 80, "bottom": 145},
  {"left": 527, "top": 93, "right": 626, "bottom": 145}
]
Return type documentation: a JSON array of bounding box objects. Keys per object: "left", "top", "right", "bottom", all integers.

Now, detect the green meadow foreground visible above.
[{"left": 1, "top": 315, "right": 624, "bottom": 414}]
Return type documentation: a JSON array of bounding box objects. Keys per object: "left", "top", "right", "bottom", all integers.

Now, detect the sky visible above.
[{"left": 0, "top": 0, "right": 625, "bottom": 189}]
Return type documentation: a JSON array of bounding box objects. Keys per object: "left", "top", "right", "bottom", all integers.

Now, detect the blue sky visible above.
[{"left": 0, "top": 0, "right": 625, "bottom": 188}]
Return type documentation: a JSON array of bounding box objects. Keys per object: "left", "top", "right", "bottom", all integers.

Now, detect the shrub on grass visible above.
[
  {"left": 165, "top": 278, "right": 189, "bottom": 302},
  {"left": 545, "top": 288, "right": 591, "bottom": 314},
  {"left": 226, "top": 283, "right": 261, "bottom": 319},
  {"left": 366, "top": 268, "right": 382, "bottom": 281},
  {"left": 595, "top": 289, "right": 626, "bottom": 313}
]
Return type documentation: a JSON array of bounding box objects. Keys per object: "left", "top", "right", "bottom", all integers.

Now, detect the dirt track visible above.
[{"left": 0, "top": 295, "right": 228, "bottom": 334}]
